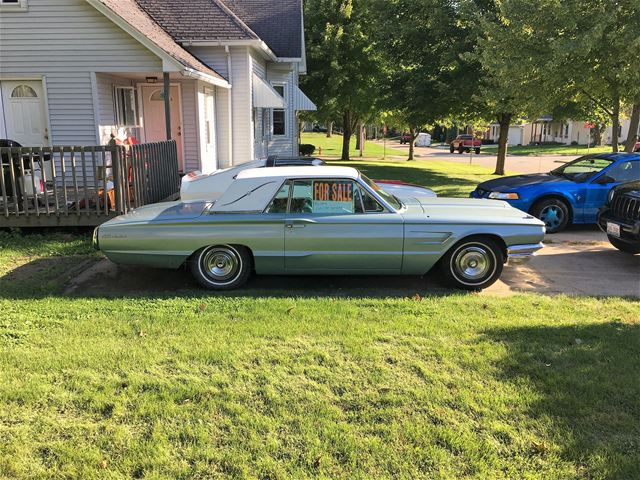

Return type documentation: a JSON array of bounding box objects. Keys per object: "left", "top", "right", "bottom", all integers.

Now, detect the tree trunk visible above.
[
  {"left": 495, "top": 113, "right": 512, "bottom": 175},
  {"left": 624, "top": 103, "right": 640, "bottom": 153},
  {"left": 407, "top": 126, "right": 417, "bottom": 161},
  {"left": 594, "top": 124, "right": 605, "bottom": 146},
  {"left": 341, "top": 111, "right": 356, "bottom": 160},
  {"left": 326, "top": 121, "right": 333, "bottom": 138},
  {"left": 355, "top": 123, "right": 362, "bottom": 151}
]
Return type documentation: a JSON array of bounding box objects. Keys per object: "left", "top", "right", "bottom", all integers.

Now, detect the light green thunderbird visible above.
[{"left": 94, "top": 166, "right": 545, "bottom": 291}]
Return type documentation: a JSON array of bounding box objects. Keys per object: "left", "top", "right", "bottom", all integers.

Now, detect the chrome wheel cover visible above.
[
  {"left": 199, "top": 246, "right": 242, "bottom": 285},
  {"left": 450, "top": 242, "right": 497, "bottom": 286}
]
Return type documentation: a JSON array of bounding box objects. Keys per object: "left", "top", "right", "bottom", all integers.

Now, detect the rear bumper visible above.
[{"left": 507, "top": 242, "right": 544, "bottom": 263}]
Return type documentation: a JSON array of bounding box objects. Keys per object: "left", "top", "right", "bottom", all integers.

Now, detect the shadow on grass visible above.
[
  {"left": 0, "top": 256, "right": 463, "bottom": 300},
  {"left": 481, "top": 322, "right": 640, "bottom": 479}
]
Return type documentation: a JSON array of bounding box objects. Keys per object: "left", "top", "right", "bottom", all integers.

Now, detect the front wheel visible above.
[
  {"left": 531, "top": 198, "right": 570, "bottom": 233},
  {"left": 475, "top": 147, "right": 481, "bottom": 154},
  {"left": 608, "top": 236, "right": 640, "bottom": 254},
  {"left": 440, "top": 237, "right": 504, "bottom": 291},
  {"left": 190, "top": 245, "right": 252, "bottom": 290},
  {"left": 449, "top": 145, "right": 455, "bottom": 153}
]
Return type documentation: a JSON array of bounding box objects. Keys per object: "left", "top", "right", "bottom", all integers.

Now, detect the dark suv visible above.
[{"left": 597, "top": 180, "right": 640, "bottom": 254}]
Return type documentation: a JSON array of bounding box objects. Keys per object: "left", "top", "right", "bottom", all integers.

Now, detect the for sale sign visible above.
[
  {"left": 312, "top": 180, "right": 354, "bottom": 213},
  {"left": 584, "top": 123, "right": 595, "bottom": 129}
]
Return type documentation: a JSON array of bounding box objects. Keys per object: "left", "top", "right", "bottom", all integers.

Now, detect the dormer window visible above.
[{"left": 0, "top": 0, "right": 28, "bottom": 11}]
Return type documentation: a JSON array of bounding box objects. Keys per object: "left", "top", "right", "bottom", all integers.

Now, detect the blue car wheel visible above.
[{"left": 531, "top": 198, "right": 570, "bottom": 234}]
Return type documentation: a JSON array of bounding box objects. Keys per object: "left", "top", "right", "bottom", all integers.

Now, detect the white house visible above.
[
  {"left": 485, "top": 116, "right": 639, "bottom": 146},
  {"left": 0, "top": 0, "right": 316, "bottom": 174}
]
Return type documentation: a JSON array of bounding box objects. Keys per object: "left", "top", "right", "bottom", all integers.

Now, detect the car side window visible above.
[
  {"left": 603, "top": 161, "right": 639, "bottom": 183},
  {"left": 265, "top": 182, "right": 290, "bottom": 213},
  {"left": 289, "top": 179, "right": 360, "bottom": 215},
  {"left": 354, "top": 184, "right": 384, "bottom": 213}
]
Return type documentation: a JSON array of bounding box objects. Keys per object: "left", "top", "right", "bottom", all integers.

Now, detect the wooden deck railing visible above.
[{"left": 0, "top": 140, "right": 180, "bottom": 227}]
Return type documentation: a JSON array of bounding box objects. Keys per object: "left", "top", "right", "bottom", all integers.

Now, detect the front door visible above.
[
  {"left": 141, "top": 85, "right": 183, "bottom": 170},
  {"left": 1, "top": 80, "right": 48, "bottom": 146},
  {"left": 281, "top": 179, "right": 404, "bottom": 272}
]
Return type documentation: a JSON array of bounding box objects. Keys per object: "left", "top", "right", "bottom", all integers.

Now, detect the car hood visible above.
[
  {"left": 402, "top": 197, "right": 544, "bottom": 226},
  {"left": 478, "top": 173, "right": 573, "bottom": 191},
  {"left": 377, "top": 182, "right": 437, "bottom": 198},
  {"left": 103, "top": 201, "right": 210, "bottom": 226}
]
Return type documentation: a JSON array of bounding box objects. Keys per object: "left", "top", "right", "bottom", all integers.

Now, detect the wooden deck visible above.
[{"left": 0, "top": 141, "right": 180, "bottom": 228}]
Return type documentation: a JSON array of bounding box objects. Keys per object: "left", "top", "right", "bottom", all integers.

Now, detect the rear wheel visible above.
[
  {"left": 449, "top": 145, "right": 455, "bottom": 153},
  {"left": 440, "top": 236, "right": 504, "bottom": 291},
  {"left": 190, "top": 245, "right": 252, "bottom": 290},
  {"left": 531, "top": 198, "right": 570, "bottom": 233},
  {"left": 475, "top": 147, "right": 481, "bottom": 154},
  {"left": 608, "top": 236, "right": 640, "bottom": 254}
]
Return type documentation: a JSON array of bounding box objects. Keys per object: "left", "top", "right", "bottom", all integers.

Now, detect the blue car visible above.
[{"left": 471, "top": 153, "right": 640, "bottom": 233}]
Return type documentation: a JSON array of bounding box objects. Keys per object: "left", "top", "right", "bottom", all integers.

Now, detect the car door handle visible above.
[{"left": 285, "top": 222, "right": 306, "bottom": 229}]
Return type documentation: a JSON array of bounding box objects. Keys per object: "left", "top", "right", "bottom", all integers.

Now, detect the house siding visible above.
[
  {"left": 0, "top": 0, "right": 163, "bottom": 146},
  {"left": 267, "top": 64, "right": 297, "bottom": 157},
  {"left": 250, "top": 51, "right": 268, "bottom": 159}
]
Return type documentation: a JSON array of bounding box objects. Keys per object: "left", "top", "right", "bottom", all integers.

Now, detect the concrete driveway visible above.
[{"left": 67, "top": 226, "right": 639, "bottom": 299}]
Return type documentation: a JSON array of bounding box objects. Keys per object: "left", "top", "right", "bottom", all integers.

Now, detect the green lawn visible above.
[
  {"left": 301, "top": 132, "right": 406, "bottom": 158},
  {"left": 328, "top": 159, "right": 498, "bottom": 197},
  {"left": 481, "top": 144, "right": 615, "bottom": 156},
  {"left": 1, "top": 160, "right": 639, "bottom": 479}
]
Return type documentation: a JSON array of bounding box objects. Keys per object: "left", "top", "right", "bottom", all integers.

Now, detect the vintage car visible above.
[
  {"left": 95, "top": 166, "right": 545, "bottom": 291},
  {"left": 181, "top": 157, "right": 437, "bottom": 201}
]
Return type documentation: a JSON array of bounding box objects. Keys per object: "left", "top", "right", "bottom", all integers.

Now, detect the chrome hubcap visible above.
[
  {"left": 454, "top": 246, "right": 490, "bottom": 280},
  {"left": 202, "top": 248, "right": 240, "bottom": 282}
]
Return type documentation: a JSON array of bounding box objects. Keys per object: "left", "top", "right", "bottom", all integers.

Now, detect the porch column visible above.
[{"left": 163, "top": 72, "right": 172, "bottom": 140}]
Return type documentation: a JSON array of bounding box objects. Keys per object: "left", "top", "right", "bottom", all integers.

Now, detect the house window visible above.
[
  {"left": 0, "top": 0, "right": 28, "bottom": 11},
  {"left": 272, "top": 84, "right": 285, "bottom": 136},
  {"left": 114, "top": 86, "right": 138, "bottom": 126},
  {"left": 11, "top": 85, "right": 37, "bottom": 98}
]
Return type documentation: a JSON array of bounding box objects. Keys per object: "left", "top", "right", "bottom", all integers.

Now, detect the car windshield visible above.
[
  {"left": 550, "top": 156, "right": 614, "bottom": 182},
  {"left": 360, "top": 174, "right": 403, "bottom": 210}
]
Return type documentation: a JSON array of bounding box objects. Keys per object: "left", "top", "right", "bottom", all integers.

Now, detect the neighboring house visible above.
[
  {"left": 0, "top": 0, "right": 316, "bottom": 174},
  {"left": 485, "top": 116, "right": 639, "bottom": 146}
]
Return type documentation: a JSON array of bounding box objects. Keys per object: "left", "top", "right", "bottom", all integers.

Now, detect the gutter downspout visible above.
[{"left": 226, "top": 46, "right": 234, "bottom": 167}]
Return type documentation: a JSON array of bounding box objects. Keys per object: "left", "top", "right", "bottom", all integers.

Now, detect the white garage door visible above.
[
  {"left": 507, "top": 127, "right": 522, "bottom": 146},
  {"left": 1, "top": 80, "right": 49, "bottom": 146}
]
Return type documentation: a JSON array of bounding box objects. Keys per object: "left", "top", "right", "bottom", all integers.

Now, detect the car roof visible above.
[
  {"left": 591, "top": 152, "right": 640, "bottom": 161},
  {"left": 236, "top": 165, "right": 360, "bottom": 180}
]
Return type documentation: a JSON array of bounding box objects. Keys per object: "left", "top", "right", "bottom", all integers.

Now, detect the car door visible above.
[
  {"left": 584, "top": 160, "right": 639, "bottom": 221},
  {"left": 280, "top": 178, "right": 404, "bottom": 273}
]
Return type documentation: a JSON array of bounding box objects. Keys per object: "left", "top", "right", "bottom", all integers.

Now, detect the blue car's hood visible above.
[{"left": 478, "top": 173, "right": 573, "bottom": 191}]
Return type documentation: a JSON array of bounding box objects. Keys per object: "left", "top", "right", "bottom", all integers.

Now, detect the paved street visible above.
[{"left": 378, "top": 141, "right": 579, "bottom": 174}]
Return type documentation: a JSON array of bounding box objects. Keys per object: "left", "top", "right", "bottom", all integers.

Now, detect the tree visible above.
[{"left": 301, "top": 0, "right": 384, "bottom": 160}]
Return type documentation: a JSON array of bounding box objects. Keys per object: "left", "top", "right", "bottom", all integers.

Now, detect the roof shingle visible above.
[{"left": 95, "top": 0, "right": 228, "bottom": 83}]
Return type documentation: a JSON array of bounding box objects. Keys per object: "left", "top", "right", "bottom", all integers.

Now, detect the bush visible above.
[
  {"left": 570, "top": 141, "right": 578, "bottom": 146},
  {"left": 299, "top": 144, "right": 316, "bottom": 156}
]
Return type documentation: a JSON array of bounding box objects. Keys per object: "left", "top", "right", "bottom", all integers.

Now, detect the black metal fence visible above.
[{"left": 0, "top": 140, "right": 180, "bottom": 227}]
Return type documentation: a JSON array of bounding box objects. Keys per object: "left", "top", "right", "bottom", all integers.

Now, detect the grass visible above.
[
  {"left": 1, "top": 161, "right": 639, "bottom": 479},
  {"left": 301, "top": 132, "right": 406, "bottom": 158},
  {"left": 481, "top": 144, "right": 615, "bottom": 156}
]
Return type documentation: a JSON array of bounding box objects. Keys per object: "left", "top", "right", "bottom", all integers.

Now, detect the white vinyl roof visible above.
[
  {"left": 252, "top": 74, "right": 286, "bottom": 108},
  {"left": 236, "top": 166, "right": 360, "bottom": 180}
]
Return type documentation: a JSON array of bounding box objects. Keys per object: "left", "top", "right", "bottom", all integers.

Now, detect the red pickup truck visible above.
[{"left": 450, "top": 134, "right": 481, "bottom": 154}]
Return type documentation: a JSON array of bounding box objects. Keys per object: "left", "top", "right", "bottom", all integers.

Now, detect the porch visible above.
[{"left": 0, "top": 140, "right": 180, "bottom": 227}]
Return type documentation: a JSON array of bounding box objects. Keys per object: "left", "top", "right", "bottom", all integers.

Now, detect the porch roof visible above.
[{"left": 88, "top": 0, "right": 230, "bottom": 88}]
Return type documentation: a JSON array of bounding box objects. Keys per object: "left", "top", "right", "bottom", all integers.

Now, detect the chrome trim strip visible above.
[{"left": 507, "top": 242, "right": 544, "bottom": 262}]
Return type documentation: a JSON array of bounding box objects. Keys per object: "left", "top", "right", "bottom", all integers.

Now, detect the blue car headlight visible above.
[{"left": 488, "top": 192, "right": 520, "bottom": 200}]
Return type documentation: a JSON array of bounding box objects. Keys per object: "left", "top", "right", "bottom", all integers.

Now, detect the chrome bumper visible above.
[{"left": 507, "top": 242, "right": 544, "bottom": 263}]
